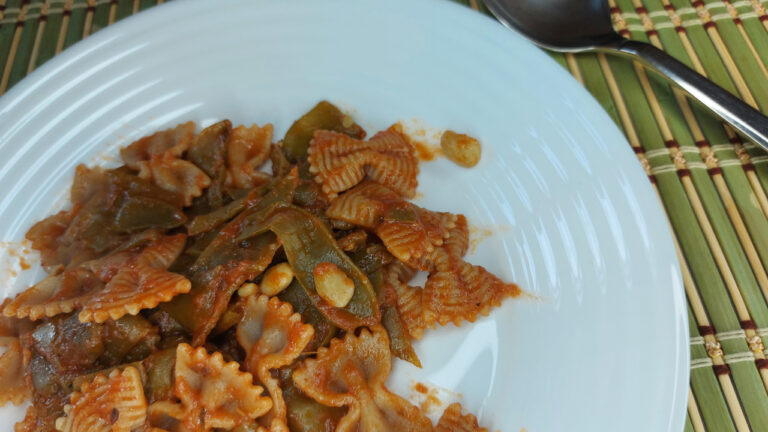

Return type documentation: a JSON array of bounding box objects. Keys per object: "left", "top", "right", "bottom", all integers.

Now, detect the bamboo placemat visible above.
[{"left": 2, "top": 0, "right": 768, "bottom": 430}]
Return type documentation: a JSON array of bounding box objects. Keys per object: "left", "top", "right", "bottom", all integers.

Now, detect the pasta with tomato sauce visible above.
[{"left": 0, "top": 101, "right": 515, "bottom": 432}]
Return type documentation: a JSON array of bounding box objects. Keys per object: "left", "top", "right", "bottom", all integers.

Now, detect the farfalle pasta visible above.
[
  {"left": 55, "top": 367, "right": 147, "bottom": 432},
  {"left": 326, "top": 181, "right": 457, "bottom": 263},
  {"left": 0, "top": 336, "right": 29, "bottom": 406},
  {"left": 79, "top": 233, "right": 190, "bottom": 323},
  {"left": 148, "top": 343, "right": 272, "bottom": 431},
  {"left": 293, "top": 326, "right": 432, "bottom": 432},
  {"left": 1, "top": 232, "right": 191, "bottom": 323},
  {"left": 307, "top": 127, "right": 419, "bottom": 199},
  {"left": 236, "top": 295, "right": 314, "bottom": 431},
  {"left": 226, "top": 123, "right": 273, "bottom": 189},
  {"left": 0, "top": 101, "right": 517, "bottom": 431}
]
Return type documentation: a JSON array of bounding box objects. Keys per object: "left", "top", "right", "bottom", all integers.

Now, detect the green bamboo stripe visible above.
[
  {"left": 733, "top": 362, "right": 768, "bottom": 430},
  {"left": 743, "top": 140, "right": 768, "bottom": 200},
  {"left": 114, "top": 0, "right": 133, "bottom": 21},
  {"left": 661, "top": 3, "right": 768, "bottom": 270},
  {"left": 731, "top": 3, "right": 768, "bottom": 71},
  {"left": 667, "top": 0, "right": 745, "bottom": 95},
  {"left": 33, "top": 10, "right": 64, "bottom": 69},
  {"left": 139, "top": 0, "right": 158, "bottom": 11},
  {"left": 6, "top": 10, "right": 39, "bottom": 90},
  {"left": 688, "top": 91, "right": 768, "bottom": 284},
  {"left": 689, "top": 305, "right": 740, "bottom": 432},
  {"left": 617, "top": 0, "right": 768, "bottom": 334},
  {"left": 92, "top": 1, "right": 111, "bottom": 35},
  {"left": 62, "top": 4, "right": 87, "bottom": 51},
  {"left": 707, "top": 0, "right": 768, "bottom": 76},
  {"left": 684, "top": 415, "right": 694, "bottom": 432},
  {"left": 0, "top": 16, "right": 17, "bottom": 83},
  {"left": 657, "top": 168, "right": 742, "bottom": 327},
  {"left": 574, "top": 54, "right": 622, "bottom": 125},
  {"left": 549, "top": 51, "right": 569, "bottom": 70},
  {"left": 699, "top": 0, "right": 768, "bottom": 111}
]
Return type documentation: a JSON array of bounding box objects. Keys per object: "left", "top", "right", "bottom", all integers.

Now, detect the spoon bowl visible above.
[
  {"left": 484, "top": 0, "right": 619, "bottom": 51},
  {"left": 484, "top": 0, "right": 768, "bottom": 151}
]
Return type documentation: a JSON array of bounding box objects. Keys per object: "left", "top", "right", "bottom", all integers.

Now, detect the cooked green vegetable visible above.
[
  {"left": 107, "top": 168, "right": 186, "bottom": 208},
  {"left": 280, "top": 367, "right": 346, "bottom": 432},
  {"left": 282, "top": 101, "right": 365, "bottom": 162},
  {"left": 187, "top": 186, "right": 266, "bottom": 235},
  {"left": 143, "top": 347, "right": 177, "bottom": 403},
  {"left": 352, "top": 246, "right": 420, "bottom": 367},
  {"left": 114, "top": 195, "right": 186, "bottom": 232},
  {"left": 162, "top": 232, "right": 279, "bottom": 345},
  {"left": 162, "top": 169, "right": 300, "bottom": 345},
  {"left": 279, "top": 280, "right": 338, "bottom": 352},
  {"left": 102, "top": 315, "right": 160, "bottom": 364},
  {"left": 194, "top": 168, "right": 298, "bottom": 273},
  {"left": 238, "top": 205, "right": 380, "bottom": 330},
  {"left": 187, "top": 120, "right": 230, "bottom": 178}
]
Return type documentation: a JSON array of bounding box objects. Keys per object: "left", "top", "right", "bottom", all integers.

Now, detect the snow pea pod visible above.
[
  {"left": 238, "top": 205, "right": 380, "bottom": 330},
  {"left": 352, "top": 246, "right": 420, "bottom": 367},
  {"left": 278, "top": 280, "right": 337, "bottom": 352}
]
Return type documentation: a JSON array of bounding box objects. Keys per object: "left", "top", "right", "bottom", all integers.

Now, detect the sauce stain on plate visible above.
[
  {"left": 0, "top": 241, "right": 37, "bottom": 285},
  {"left": 398, "top": 118, "right": 444, "bottom": 162},
  {"left": 469, "top": 223, "right": 511, "bottom": 255},
  {"left": 408, "top": 380, "right": 462, "bottom": 420}
]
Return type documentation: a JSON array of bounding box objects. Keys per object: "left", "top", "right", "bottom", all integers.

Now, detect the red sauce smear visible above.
[{"left": 412, "top": 140, "right": 441, "bottom": 162}]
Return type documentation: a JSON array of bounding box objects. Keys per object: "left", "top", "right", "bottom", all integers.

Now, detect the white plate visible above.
[{"left": 0, "top": 0, "right": 688, "bottom": 431}]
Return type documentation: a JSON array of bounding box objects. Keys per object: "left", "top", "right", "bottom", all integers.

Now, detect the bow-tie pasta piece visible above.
[
  {"left": 236, "top": 295, "right": 314, "bottom": 432},
  {"left": 119, "top": 122, "right": 210, "bottom": 207},
  {"left": 388, "top": 215, "right": 519, "bottom": 334},
  {"left": 0, "top": 315, "right": 31, "bottom": 336},
  {"left": 78, "top": 234, "right": 191, "bottom": 323},
  {"left": 54, "top": 367, "right": 147, "bottom": 432},
  {"left": 226, "top": 124, "right": 274, "bottom": 189},
  {"left": 0, "top": 336, "right": 29, "bottom": 406},
  {"left": 137, "top": 153, "right": 211, "bottom": 208},
  {"left": 435, "top": 403, "right": 488, "bottom": 432},
  {"left": 1, "top": 267, "right": 103, "bottom": 321},
  {"left": 24, "top": 206, "right": 79, "bottom": 269},
  {"left": 282, "top": 100, "right": 367, "bottom": 162},
  {"left": 307, "top": 127, "right": 418, "bottom": 199},
  {"left": 385, "top": 262, "right": 429, "bottom": 340},
  {"left": 26, "top": 165, "right": 186, "bottom": 269},
  {"left": 120, "top": 122, "right": 196, "bottom": 169},
  {"left": 420, "top": 220, "right": 518, "bottom": 327},
  {"left": 326, "top": 182, "right": 457, "bottom": 263},
  {"left": 148, "top": 343, "right": 272, "bottom": 431},
  {"left": 293, "top": 326, "right": 432, "bottom": 432},
  {"left": 325, "top": 181, "right": 397, "bottom": 228}
]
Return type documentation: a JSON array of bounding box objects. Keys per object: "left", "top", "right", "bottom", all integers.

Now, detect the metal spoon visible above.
[{"left": 484, "top": 0, "right": 768, "bottom": 151}]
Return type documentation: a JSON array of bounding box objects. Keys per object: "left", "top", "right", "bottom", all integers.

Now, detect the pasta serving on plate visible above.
[{"left": 0, "top": 101, "right": 518, "bottom": 432}]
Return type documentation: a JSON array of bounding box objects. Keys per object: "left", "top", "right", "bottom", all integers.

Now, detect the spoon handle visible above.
[{"left": 607, "top": 39, "right": 768, "bottom": 151}]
